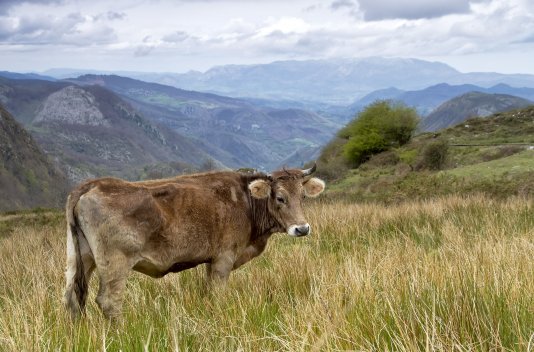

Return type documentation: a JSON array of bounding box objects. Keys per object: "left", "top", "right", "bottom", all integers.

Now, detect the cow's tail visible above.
[{"left": 63, "top": 182, "right": 95, "bottom": 318}]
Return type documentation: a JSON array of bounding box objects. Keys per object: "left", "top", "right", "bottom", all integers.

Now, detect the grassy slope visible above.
[
  {"left": 319, "top": 106, "right": 534, "bottom": 202},
  {"left": 0, "top": 196, "right": 532, "bottom": 351},
  {"left": 444, "top": 150, "right": 534, "bottom": 178}
]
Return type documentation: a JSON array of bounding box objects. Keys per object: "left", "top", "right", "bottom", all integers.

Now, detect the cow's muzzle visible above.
[{"left": 288, "top": 224, "right": 311, "bottom": 237}]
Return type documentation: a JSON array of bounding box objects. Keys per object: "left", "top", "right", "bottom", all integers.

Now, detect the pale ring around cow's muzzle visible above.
[{"left": 287, "top": 223, "right": 311, "bottom": 237}]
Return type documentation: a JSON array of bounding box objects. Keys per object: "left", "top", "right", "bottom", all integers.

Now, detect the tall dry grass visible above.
[{"left": 0, "top": 195, "right": 533, "bottom": 351}]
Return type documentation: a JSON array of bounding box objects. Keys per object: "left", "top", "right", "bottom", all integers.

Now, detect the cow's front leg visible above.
[
  {"left": 233, "top": 236, "right": 268, "bottom": 270},
  {"left": 206, "top": 250, "right": 236, "bottom": 283}
]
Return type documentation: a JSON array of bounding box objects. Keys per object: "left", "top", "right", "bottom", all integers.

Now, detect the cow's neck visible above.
[{"left": 250, "top": 197, "right": 282, "bottom": 239}]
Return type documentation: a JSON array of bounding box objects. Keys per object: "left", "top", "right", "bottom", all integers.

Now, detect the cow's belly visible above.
[{"left": 133, "top": 257, "right": 209, "bottom": 278}]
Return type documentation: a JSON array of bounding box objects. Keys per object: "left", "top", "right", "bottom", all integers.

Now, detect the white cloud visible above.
[
  {"left": 0, "top": 0, "right": 533, "bottom": 74},
  {"left": 0, "top": 11, "right": 118, "bottom": 45}
]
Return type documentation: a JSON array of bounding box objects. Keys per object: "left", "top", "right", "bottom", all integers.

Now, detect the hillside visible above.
[
  {"left": 0, "top": 104, "right": 68, "bottom": 211},
  {"left": 0, "top": 77, "right": 220, "bottom": 182},
  {"left": 421, "top": 92, "right": 533, "bottom": 131},
  {"left": 30, "top": 84, "right": 214, "bottom": 182},
  {"left": 69, "top": 74, "right": 340, "bottom": 169},
  {"left": 318, "top": 106, "right": 534, "bottom": 202}
]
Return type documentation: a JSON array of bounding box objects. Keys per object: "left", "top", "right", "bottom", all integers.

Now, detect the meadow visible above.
[{"left": 0, "top": 195, "right": 533, "bottom": 351}]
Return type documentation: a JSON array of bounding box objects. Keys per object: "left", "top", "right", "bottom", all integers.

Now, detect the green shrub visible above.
[
  {"left": 343, "top": 129, "right": 388, "bottom": 165},
  {"left": 418, "top": 139, "right": 449, "bottom": 170},
  {"left": 341, "top": 101, "right": 420, "bottom": 166}
]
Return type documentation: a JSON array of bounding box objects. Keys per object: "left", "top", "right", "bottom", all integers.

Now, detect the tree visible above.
[{"left": 341, "top": 100, "right": 420, "bottom": 165}]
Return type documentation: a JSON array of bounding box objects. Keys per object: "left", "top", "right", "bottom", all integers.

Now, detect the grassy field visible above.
[{"left": 0, "top": 196, "right": 533, "bottom": 351}]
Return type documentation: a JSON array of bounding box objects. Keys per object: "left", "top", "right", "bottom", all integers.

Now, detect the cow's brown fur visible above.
[{"left": 64, "top": 168, "right": 324, "bottom": 318}]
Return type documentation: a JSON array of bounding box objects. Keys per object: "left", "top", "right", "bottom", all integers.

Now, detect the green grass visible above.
[
  {"left": 0, "top": 208, "right": 62, "bottom": 239},
  {"left": 1, "top": 196, "right": 533, "bottom": 350},
  {"left": 444, "top": 149, "right": 534, "bottom": 178},
  {"left": 441, "top": 108, "right": 534, "bottom": 145}
]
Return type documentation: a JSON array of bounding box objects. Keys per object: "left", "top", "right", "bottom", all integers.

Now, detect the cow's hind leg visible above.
[{"left": 95, "top": 252, "right": 131, "bottom": 319}]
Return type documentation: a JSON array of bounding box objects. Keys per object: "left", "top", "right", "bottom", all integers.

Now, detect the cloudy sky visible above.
[{"left": 1, "top": 0, "right": 533, "bottom": 74}]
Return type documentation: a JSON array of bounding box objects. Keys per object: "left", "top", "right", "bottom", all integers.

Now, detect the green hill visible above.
[{"left": 318, "top": 106, "right": 534, "bottom": 202}]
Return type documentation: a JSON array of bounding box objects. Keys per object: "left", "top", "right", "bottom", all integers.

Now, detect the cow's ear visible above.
[
  {"left": 248, "top": 179, "right": 271, "bottom": 199},
  {"left": 303, "top": 177, "right": 325, "bottom": 198}
]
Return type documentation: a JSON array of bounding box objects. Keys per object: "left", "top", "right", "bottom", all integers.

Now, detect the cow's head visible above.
[{"left": 248, "top": 164, "right": 325, "bottom": 236}]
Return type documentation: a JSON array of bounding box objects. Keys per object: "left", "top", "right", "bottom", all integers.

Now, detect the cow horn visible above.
[
  {"left": 282, "top": 165, "right": 291, "bottom": 176},
  {"left": 301, "top": 162, "right": 317, "bottom": 177}
]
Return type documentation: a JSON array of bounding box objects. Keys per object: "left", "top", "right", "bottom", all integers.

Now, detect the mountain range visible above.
[{"left": 39, "top": 57, "right": 534, "bottom": 105}]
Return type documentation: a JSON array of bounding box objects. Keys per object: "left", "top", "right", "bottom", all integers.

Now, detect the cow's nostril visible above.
[
  {"left": 288, "top": 224, "right": 311, "bottom": 236},
  {"left": 296, "top": 224, "right": 310, "bottom": 235}
]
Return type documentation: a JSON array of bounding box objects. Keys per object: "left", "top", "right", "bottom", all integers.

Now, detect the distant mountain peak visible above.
[{"left": 421, "top": 92, "right": 533, "bottom": 131}]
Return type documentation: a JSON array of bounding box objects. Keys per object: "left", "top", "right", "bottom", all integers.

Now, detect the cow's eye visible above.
[{"left": 276, "top": 196, "right": 286, "bottom": 204}]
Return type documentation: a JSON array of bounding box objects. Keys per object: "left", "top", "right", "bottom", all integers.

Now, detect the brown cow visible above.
[{"left": 63, "top": 165, "right": 325, "bottom": 318}]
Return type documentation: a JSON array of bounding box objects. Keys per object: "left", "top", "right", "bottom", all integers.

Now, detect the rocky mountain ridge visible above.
[{"left": 35, "top": 85, "right": 110, "bottom": 126}]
